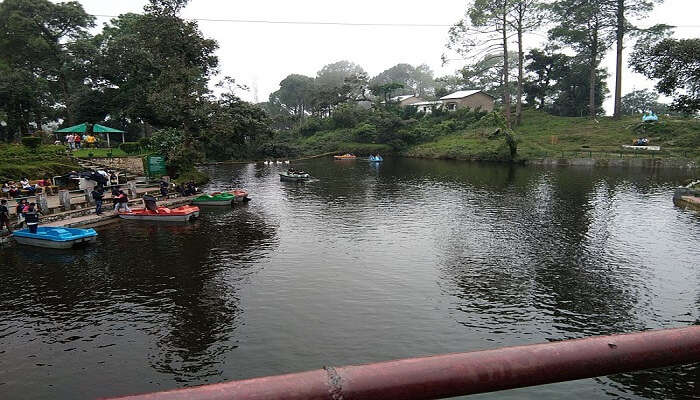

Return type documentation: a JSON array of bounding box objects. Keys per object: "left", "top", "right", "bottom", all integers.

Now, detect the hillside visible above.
[
  {"left": 0, "top": 145, "right": 80, "bottom": 183},
  {"left": 403, "top": 110, "right": 700, "bottom": 162}
]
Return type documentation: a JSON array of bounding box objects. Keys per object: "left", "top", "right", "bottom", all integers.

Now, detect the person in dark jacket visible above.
[
  {"left": 159, "top": 179, "right": 169, "bottom": 197},
  {"left": 24, "top": 203, "right": 41, "bottom": 233},
  {"left": 15, "top": 199, "right": 27, "bottom": 226},
  {"left": 91, "top": 186, "right": 104, "bottom": 215},
  {"left": 0, "top": 199, "right": 11, "bottom": 233}
]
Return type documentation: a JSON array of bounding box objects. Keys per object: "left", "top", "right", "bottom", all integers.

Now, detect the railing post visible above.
[
  {"left": 127, "top": 180, "right": 138, "bottom": 198},
  {"left": 36, "top": 193, "right": 49, "bottom": 215},
  {"left": 58, "top": 190, "right": 71, "bottom": 212},
  {"left": 84, "top": 188, "right": 94, "bottom": 205}
]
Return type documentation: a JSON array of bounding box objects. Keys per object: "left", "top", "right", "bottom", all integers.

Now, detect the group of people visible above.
[
  {"left": 0, "top": 198, "right": 41, "bottom": 234},
  {"left": 2, "top": 178, "right": 50, "bottom": 198},
  {"left": 175, "top": 181, "right": 199, "bottom": 196},
  {"left": 90, "top": 185, "right": 132, "bottom": 216},
  {"left": 65, "top": 133, "right": 97, "bottom": 150}
]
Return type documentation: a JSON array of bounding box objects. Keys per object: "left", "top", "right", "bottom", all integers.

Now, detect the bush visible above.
[
  {"left": 296, "top": 117, "right": 332, "bottom": 137},
  {"left": 21, "top": 136, "right": 42, "bottom": 148},
  {"left": 119, "top": 142, "right": 141, "bottom": 154},
  {"left": 352, "top": 123, "right": 378, "bottom": 143},
  {"left": 332, "top": 104, "right": 369, "bottom": 129}
]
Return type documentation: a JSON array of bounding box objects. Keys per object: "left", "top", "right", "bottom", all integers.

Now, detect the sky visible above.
[{"left": 72, "top": 0, "right": 700, "bottom": 115}]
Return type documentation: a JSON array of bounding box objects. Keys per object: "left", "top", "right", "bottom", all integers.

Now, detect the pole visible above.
[
  {"left": 106, "top": 133, "right": 111, "bottom": 148},
  {"left": 106, "top": 326, "right": 700, "bottom": 400}
]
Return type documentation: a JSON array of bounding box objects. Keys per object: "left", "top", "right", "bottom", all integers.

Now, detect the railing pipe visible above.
[{"left": 105, "top": 326, "right": 700, "bottom": 400}]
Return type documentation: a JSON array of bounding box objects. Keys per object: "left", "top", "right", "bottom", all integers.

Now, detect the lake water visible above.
[{"left": 1, "top": 158, "right": 698, "bottom": 400}]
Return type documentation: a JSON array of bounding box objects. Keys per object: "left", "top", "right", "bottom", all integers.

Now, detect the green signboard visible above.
[{"left": 146, "top": 155, "right": 167, "bottom": 177}]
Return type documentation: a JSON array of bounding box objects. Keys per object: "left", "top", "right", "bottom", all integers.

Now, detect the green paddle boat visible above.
[{"left": 192, "top": 192, "right": 236, "bottom": 206}]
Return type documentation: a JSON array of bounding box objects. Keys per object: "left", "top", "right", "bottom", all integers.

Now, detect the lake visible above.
[{"left": 0, "top": 158, "right": 698, "bottom": 399}]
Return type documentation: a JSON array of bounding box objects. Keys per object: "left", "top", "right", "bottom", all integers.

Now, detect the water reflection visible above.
[{"left": 0, "top": 159, "right": 697, "bottom": 400}]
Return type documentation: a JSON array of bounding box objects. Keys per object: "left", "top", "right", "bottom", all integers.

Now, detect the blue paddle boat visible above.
[
  {"left": 13, "top": 226, "right": 98, "bottom": 249},
  {"left": 642, "top": 112, "right": 658, "bottom": 123},
  {"left": 369, "top": 155, "right": 384, "bottom": 162}
]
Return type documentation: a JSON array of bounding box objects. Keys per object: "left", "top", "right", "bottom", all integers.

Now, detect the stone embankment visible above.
[
  {"left": 528, "top": 158, "right": 698, "bottom": 169},
  {"left": 673, "top": 180, "right": 700, "bottom": 211}
]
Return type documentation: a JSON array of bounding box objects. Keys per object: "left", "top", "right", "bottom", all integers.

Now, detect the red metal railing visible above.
[{"left": 105, "top": 326, "right": 700, "bottom": 400}]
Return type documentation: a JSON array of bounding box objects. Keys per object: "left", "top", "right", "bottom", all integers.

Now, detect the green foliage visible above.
[
  {"left": 474, "top": 112, "right": 508, "bottom": 129},
  {"left": 620, "top": 89, "right": 670, "bottom": 115},
  {"left": 0, "top": 0, "right": 94, "bottom": 140},
  {"left": 352, "top": 123, "right": 378, "bottom": 143},
  {"left": 119, "top": 142, "right": 141, "bottom": 154},
  {"left": 21, "top": 136, "right": 42, "bottom": 149},
  {"left": 0, "top": 144, "right": 79, "bottom": 182},
  {"left": 630, "top": 38, "right": 700, "bottom": 114},
  {"left": 332, "top": 103, "right": 369, "bottom": 129},
  {"left": 173, "top": 169, "right": 209, "bottom": 185}
]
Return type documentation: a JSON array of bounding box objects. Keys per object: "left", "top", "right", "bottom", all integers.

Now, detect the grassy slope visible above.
[
  {"left": 405, "top": 110, "right": 700, "bottom": 162},
  {"left": 73, "top": 148, "right": 131, "bottom": 158},
  {"left": 0, "top": 144, "right": 81, "bottom": 182},
  {"left": 290, "top": 128, "right": 393, "bottom": 156}
]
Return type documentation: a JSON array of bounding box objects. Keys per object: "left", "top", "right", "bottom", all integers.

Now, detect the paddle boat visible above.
[
  {"left": 642, "top": 111, "right": 658, "bottom": 123},
  {"left": 13, "top": 226, "right": 97, "bottom": 249},
  {"left": 229, "top": 188, "right": 250, "bottom": 203},
  {"left": 368, "top": 155, "right": 384, "bottom": 162},
  {"left": 334, "top": 153, "right": 357, "bottom": 160},
  {"left": 280, "top": 169, "right": 312, "bottom": 182},
  {"left": 192, "top": 192, "right": 237, "bottom": 206},
  {"left": 119, "top": 195, "right": 200, "bottom": 222}
]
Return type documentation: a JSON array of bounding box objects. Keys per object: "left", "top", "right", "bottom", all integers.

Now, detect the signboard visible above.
[{"left": 146, "top": 155, "right": 167, "bottom": 177}]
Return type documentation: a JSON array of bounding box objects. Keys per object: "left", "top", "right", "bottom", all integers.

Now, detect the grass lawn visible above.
[
  {"left": 405, "top": 110, "right": 700, "bottom": 162},
  {"left": 0, "top": 144, "right": 80, "bottom": 181},
  {"left": 72, "top": 148, "right": 143, "bottom": 158}
]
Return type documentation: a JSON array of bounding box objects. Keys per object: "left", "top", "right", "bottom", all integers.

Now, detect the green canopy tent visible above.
[
  {"left": 55, "top": 122, "right": 88, "bottom": 133},
  {"left": 92, "top": 124, "right": 125, "bottom": 148}
]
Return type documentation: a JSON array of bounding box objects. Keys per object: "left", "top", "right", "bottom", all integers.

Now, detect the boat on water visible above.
[
  {"left": 280, "top": 170, "right": 312, "bottom": 182},
  {"left": 192, "top": 192, "right": 236, "bottom": 206},
  {"left": 13, "top": 226, "right": 97, "bottom": 249},
  {"left": 119, "top": 195, "right": 200, "bottom": 222},
  {"left": 229, "top": 189, "right": 250, "bottom": 203},
  {"left": 334, "top": 153, "right": 357, "bottom": 160},
  {"left": 369, "top": 155, "right": 384, "bottom": 162},
  {"left": 192, "top": 189, "right": 250, "bottom": 206}
]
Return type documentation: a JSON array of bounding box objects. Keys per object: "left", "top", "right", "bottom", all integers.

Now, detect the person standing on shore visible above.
[
  {"left": 66, "top": 133, "right": 74, "bottom": 150},
  {"left": 0, "top": 199, "right": 12, "bottom": 233},
  {"left": 92, "top": 186, "right": 104, "bottom": 215},
  {"left": 15, "top": 199, "right": 26, "bottom": 226},
  {"left": 24, "top": 203, "right": 40, "bottom": 233}
]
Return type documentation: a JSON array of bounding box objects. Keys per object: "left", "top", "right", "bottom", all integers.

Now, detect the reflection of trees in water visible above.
[
  {"left": 0, "top": 208, "right": 277, "bottom": 384},
  {"left": 436, "top": 166, "right": 697, "bottom": 398},
  {"left": 436, "top": 168, "right": 643, "bottom": 334}
]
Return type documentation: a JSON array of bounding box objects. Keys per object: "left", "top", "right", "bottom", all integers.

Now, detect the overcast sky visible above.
[{"left": 74, "top": 0, "right": 699, "bottom": 114}]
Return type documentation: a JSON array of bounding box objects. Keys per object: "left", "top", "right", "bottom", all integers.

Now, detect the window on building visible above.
[{"left": 448, "top": 103, "right": 457, "bottom": 111}]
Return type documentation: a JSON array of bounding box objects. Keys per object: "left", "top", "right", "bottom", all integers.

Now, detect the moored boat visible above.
[
  {"left": 229, "top": 189, "right": 250, "bottom": 203},
  {"left": 119, "top": 195, "right": 200, "bottom": 221},
  {"left": 192, "top": 192, "right": 236, "bottom": 206},
  {"left": 13, "top": 226, "right": 97, "bottom": 249},
  {"left": 119, "top": 205, "right": 200, "bottom": 221},
  {"left": 280, "top": 170, "right": 312, "bottom": 182},
  {"left": 334, "top": 153, "right": 357, "bottom": 160}
]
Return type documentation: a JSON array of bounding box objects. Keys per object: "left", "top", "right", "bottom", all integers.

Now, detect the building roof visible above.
[
  {"left": 440, "top": 90, "right": 493, "bottom": 100},
  {"left": 390, "top": 95, "right": 418, "bottom": 102},
  {"left": 412, "top": 101, "right": 442, "bottom": 106}
]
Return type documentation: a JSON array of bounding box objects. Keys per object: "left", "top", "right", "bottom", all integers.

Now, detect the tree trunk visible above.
[
  {"left": 516, "top": 25, "right": 524, "bottom": 126},
  {"left": 589, "top": 58, "right": 597, "bottom": 119},
  {"left": 502, "top": 2, "right": 511, "bottom": 129},
  {"left": 613, "top": 0, "right": 625, "bottom": 119}
]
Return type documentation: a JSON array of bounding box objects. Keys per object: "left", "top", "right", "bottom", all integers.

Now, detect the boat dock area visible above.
[{"left": 0, "top": 192, "right": 199, "bottom": 245}]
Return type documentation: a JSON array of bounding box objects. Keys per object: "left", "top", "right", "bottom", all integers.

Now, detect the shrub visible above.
[
  {"left": 332, "top": 104, "right": 369, "bottom": 129},
  {"left": 21, "top": 136, "right": 42, "bottom": 148},
  {"left": 296, "top": 117, "right": 332, "bottom": 137},
  {"left": 118, "top": 142, "right": 141, "bottom": 154},
  {"left": 352, "top": 123, "right": 378, "bottom": 143}
]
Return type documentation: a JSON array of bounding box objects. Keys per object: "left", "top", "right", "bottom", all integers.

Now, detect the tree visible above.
[
  {"left": 630, "top": 38, "right": 700, "bottom": 114},
  {"left": 550, "top": 0, "right": 616, "bottom": 119},
  {"left": 0, "top": 0, "right": 94, "bottom": 139},
  {"left": 448, "top": 0, "right": 513, "bottom": 127},
  {"left": 608, "top": 0, "right": 665, "bottom": 119},
  {"left": 87, "top": 0, "right": 218, "bottom": 131},
  {"left": 370, "top": 64, "right": 436, "bottom": 98},
  {"left": 524, "top": 46, "right": 571, "bottom": 109},
  {"left": 619, "top": 89, "right": 669, "bottom": 115},
  {"left": 550, "top": 62, "right": 608, "bottom": 116},
  {"left": 507, "top": 0, "right": 545, "bottom": 124},
  {"left": 269, "top": 74, "right": 315, "bottom": 121}
]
